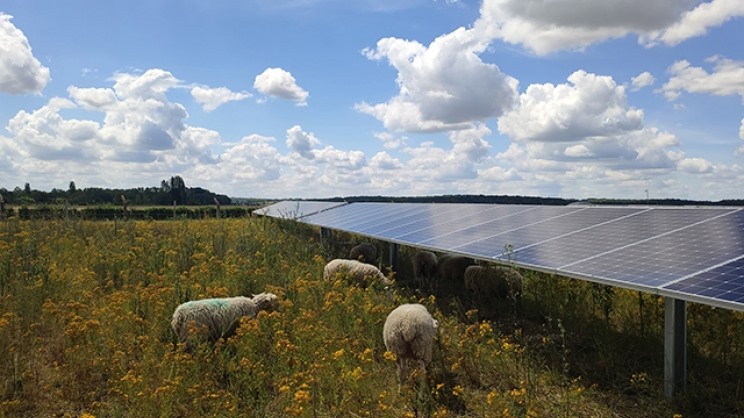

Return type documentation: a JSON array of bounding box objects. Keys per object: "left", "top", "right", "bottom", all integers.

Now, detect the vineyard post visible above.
[{"left": 121, "top": 195, "right": 129, "bottom": 220}]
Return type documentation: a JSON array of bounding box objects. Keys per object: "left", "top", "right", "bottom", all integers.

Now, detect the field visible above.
[{"left": 1, "top": 217, "right": 743, "bottom": 417}]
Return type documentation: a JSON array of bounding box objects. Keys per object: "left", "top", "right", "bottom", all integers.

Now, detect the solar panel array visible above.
[
  {"left": 252, "top": 200, "right": 347, "bottom": 219},
  {"left": 257, "top": 201, "right": 744, "bottom": 311}
]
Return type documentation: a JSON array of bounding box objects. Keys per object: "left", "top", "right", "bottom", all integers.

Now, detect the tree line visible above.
[{"left": 0, "top": 176, "right": 232, "bottom": 206}]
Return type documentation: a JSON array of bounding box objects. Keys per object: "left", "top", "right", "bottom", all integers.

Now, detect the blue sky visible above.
[{"left": 1, "top": 0, "right": 743, "bottom": 200}]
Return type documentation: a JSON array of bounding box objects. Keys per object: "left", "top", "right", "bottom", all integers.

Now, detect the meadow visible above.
[{"left": 1, "top": 216, "right": 743, "bottom": 417}]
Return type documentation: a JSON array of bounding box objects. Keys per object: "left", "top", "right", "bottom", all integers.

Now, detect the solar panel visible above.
[
  {"left": 253, "top": 200, "right": 347, "bottom": 219},
  {"left": 265, "top": 200, "right": 744, "bottom": 311},
  {"left": 663, "top": 257, "right": 744, "bottom": 309}
]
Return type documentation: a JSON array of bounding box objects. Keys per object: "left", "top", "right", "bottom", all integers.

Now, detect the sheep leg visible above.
[{"left": 396, "top": 358, "right": 406, "bottom": 393}]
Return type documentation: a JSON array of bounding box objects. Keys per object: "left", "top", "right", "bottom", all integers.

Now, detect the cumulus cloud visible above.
[
  {"left": 661, "top": 56, "right": 744, "bottom": 101},
  {"left": 3, "top": 68, "right": 220, "bottom": 176},
  {"left": 630, "top": 71, "right": 655, "bottom": 91},
  {"left": 357, "top": 26, "right": 518, "bottom": 133},
  {"left": 0, "top": 13, "right": 51, "bottom": 94},
  {"left": 498, "top": 70, "right": 643, "bottom": 142},
  {"left": 254, "top": 67, "right": 309, "bottom": 106},
  {"left": 473, "top": 0, "right": 743, "bottom": 55},
  {"left": 492, "top": 69, "right": 687, "bottom": 193},
  {"left": 112, "top": 68, "right": 180, "bottom": 100},
  {"left": 374, "top": 131, "right": 405, "bottom": 150},
  {"left": 286, "top": 125, "right": 321, "bottom": 159},
  {"left": 213, "top": 134, "right": 285, "bottom": 182},
  {"left": 678, "top": 157, "right": 714, "bottom": 173},
  {"left": 642, "top": 0, "right": 744, "bottom": 46},
  {"left": 191, "top": 86, "right": 251, "bottom": 112},
  {"left": 67, "top": 86, "right": 118, "bottom": 110},
  {"left": 6, "top": 97, "right": 100, "bottom": 160}
]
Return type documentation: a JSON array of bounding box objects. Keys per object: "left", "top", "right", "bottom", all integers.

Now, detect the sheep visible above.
[
  {"left": 349, "top": 242, "right": 378, "bottom": 265},
  {"left": 382, "top": 303, "right": 439, "bottom": 391},
  {"left": 171, "top": 292, "right": 279, "bottom": 350},
  {"left": 323, "top": 258, "right": 393, "bottom": 288},
  {"left": 435, "top": 253, "right": 476, "bottom": 297},
  {"left": 412, "top": 250, "right": 438, "bottom": 292},
  {"left": 463, "top": 265, "right": 523, "bottom": 316}
]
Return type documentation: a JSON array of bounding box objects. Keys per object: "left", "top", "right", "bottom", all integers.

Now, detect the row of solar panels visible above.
[{"left": 255, "top": 201, "right": 744, "bottom": 311}]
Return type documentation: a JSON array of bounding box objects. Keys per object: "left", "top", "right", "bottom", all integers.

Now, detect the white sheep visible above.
[
  {"left": 323, "top": 258, "right": 393, "bottom": 288},
  {"left": 171, "top": 292, "right": 279, "bottom": 350},
  {"left": 382, "top": 303, "right": 439, "bottom": 391},
  {"left": 463, "top": 265, "right": 523, "bottom": 316},
  {"left": 412, "top": 250, "right": 438, "bottom": 292}
]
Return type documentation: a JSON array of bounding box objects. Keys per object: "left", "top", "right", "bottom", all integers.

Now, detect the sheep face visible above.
[
  {"left": 252, "top": 292, "right": 280, "bottom": 311},
  {"left": 349, "top": 242, "right": 378, "bottom": 265}
]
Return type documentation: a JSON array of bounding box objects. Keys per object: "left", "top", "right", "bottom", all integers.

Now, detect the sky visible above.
[{"left": 1, "top": 1, "right": 743, "bottom": 201}]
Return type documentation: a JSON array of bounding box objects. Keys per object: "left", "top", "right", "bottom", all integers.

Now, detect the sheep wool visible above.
[
  {"left": 383, "top": 303, "right": 439, "bottom": 389},
  {"left": 412, "top": 250, "right": 438, "bottom": 291},
  {"left": 435, "top": 253, "right": 476, "bottom": 296},
  {"left": 349, "top": 242, "right": 378, "bottom": 265},
  {"left": 464, "top": 265, "right": 523, "bottom": 317},
  {"left": 323, "top": 258, "right": 392, "bottom": 288},
  {"left": 171, "top": 292, "right": 278, "bottom": 349}
]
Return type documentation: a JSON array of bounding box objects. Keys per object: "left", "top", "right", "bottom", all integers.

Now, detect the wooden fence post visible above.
[
  {"left": 214, "top": 197, "right": 221, "bottom": 219},
  {"left": 121, "top": 195, "right": 129, "bottom": 220}
]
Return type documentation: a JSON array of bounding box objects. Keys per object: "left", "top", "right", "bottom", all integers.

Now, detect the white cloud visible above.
[
  {"left": 474, "top": 0, "right": 695, "bottom": 55},
  {"left": 4, "top": 69, "right": 218, "bottom": 175},
  {"left": 643, "top": 0, "right": 744, "bottom": 46},
  {"left": 191, "top": 86, "right": 251, "bottom": 112},
  {"left": 374, "top": 131, "right": 405, "bottom": 150},
  {"left": 0, "top": 13, "right": 51, "bottom": 94},
  {"left": 498, "top": 70, "right": 643, "bottom": 142},
  {"left": 678, "top": 157, "right": 714, "bottom": 173},
  {"left": 6, "top": 97, "right": 100, "bottom": 160},
  {"left": 214, "top": 134, "right": 285, "bottom": 182},
  {"left": 254, "top": 67, "right": 309, "bottom": 106},
  {"left": 67, "top": 86, "right": 117, "bottom": 110},
  {"left": 630, "top": 71, "right": 655, "bottom": 91},
  {"left": 661, "top": 56, "right": 744, "bottom": 101},
  {"left": 112, "top": 68, "right": 180, "bottom": 100},
  {"left": 357, "top": 26, "right": 518, "bottom": 133},
  {"left": 473, "top": 0, "right": 743, "bottom": 55},
  {"left": 369, "top": 151, "right": 402, "bottom": 170},
  {"left": 286, "top": 125, "right": 320, "bottom": 159}
]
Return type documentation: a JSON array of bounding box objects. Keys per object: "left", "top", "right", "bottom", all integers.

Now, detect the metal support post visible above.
[
  {"left": 388, "top": 243, "right": 399, "bottom": 275},
  {"left": 664, "top": 297, "right": 687, "bottom": 400}
]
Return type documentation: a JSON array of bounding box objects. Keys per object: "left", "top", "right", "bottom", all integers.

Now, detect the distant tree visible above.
[
  {"left": 23, "top": 183, "right": 31, "bottom": 195},
  {"left": 170, "top": 176, "right": 187, "bottom": 205},
  {"left": 69, "top": 181, "right": 77, "bottom": 193}
]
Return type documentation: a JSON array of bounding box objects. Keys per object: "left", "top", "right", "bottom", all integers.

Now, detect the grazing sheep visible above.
[
  {"left": 323, "top": 258, "right": 393, "bottom": 288},
  {"left": 171, "top": 292, "right": 279, "bottom": 350},
  {"left": 349, "top": 242, "right": 378, "bottom": 265},
  {"left": 383, "top": 303, "right": 439, "bottom": 391},
  {"left": 435, "top": 253, "right": 476, "bottom": 296},
  {"left": 464, "top": 265, "right": 523, "bottom": 316},
  {"left": 412, "top": 250, "right": 438, "bottom": 292}
]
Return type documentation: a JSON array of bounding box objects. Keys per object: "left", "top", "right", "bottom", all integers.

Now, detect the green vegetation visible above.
[
  {"left": 1, "top": 217, "right": 742, "bottom": 417},
  {"left": 0, "top": 176, "right": 231, "bottom": 207}
]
